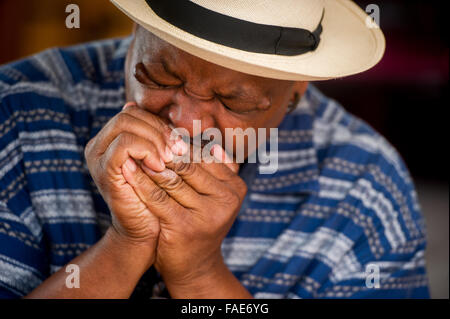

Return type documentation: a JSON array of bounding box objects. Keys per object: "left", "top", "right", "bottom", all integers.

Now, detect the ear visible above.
[{"left": 292, "top": 81, "right": 309, "bottom": 97}]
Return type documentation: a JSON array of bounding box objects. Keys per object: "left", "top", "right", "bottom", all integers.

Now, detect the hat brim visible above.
[{"left": 111, "top": 0, "right": 385, "bottom": 81}]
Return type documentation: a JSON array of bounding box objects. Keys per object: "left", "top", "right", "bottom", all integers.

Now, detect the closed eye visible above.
[
  {"left": 134, "top": 62, "right": 181, "bottom": 89},
  {"left": 219, "top": 99, "right": 255, "bottom": 115}
]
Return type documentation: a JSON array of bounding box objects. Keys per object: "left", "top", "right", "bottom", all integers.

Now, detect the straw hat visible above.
[{"left": 111, "top": 0, "right": 385, "bottom": 81}]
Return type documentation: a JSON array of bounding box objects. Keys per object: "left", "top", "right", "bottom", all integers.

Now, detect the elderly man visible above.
[{"left": 0, "top": 0, "right": 429, "bottom": 298}]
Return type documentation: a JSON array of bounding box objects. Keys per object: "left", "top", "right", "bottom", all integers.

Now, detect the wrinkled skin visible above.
[{"left": 85, "top": 24, "right": 308, "bottom": 297}]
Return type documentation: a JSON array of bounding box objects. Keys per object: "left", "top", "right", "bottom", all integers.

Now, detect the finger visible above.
[
  {"left": 197, "top": 144, "right": 240, "bottom": 181},
  {"left": 122, "top": 158, "right": 183, "bottom": 221},
  {"left": 140, "top": 165, "right": 204, "bottom": 209},
  {"left": 88, "top": 104, "right": 188, "bottom": 163},
  {"left": 123, "top": 103, "right": 189, "bottom": 156},
  {"left": 101, "top": 132, "right": 165, "bottom": 173},
  {"left": 172, "top": 143, "right": 240, "bottom": 186},
  {"left": 123, "top": 102, "right": 169, "bottom": 134},
  {"left": 164, "top": 161, "right": 225, "bottom": 196},
  {"left": 88, "top": 112, "right": 172, "bottom": 163}
]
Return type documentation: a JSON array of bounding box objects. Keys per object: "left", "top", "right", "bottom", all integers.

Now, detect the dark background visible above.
[
  {"left": 316, "top": 0, "right": 448, "bottom": 183},
  {"left": 0, "top": 0, "right": 448, "bottom": 298}
]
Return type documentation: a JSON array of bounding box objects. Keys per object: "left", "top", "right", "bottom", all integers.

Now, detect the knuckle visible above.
[
  {"left": 148, "top": 186, "right": 169, "bottom": 204},
  {"left": 84, "top": 137, "right": 95, "bottom": 159},
  {"left": 116, "top": 132, "right": 135, "bottom": 148},
  {"left": 134, "top": 169, "right": 148, "bottom": 186},
  {"left": 112, "top": 113, "right": 133, "bottom": 132},
  {"left": 172, "top": 161, "right": 196, "bottom": 176},
  {"left": 159, "top": 175, "right": 184, "bottom": 191}
]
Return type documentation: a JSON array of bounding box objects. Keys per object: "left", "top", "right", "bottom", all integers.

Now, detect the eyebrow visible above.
[
  {"left": 159, "top": 56, "right": 266, "bottom": 105},
  {"left": 218, "top": 86, "right": 263, "bottom": 103}
]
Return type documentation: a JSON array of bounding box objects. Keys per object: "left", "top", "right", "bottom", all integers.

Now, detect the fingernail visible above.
[
  {"left": 160, "top": 158, "right": 166, "bottom": 169},
  {"left": 124, "top": 158, "right": 137, "bottom": 172},
  {"left": 164, "top": 145, "right": 174, "bottom": 162},
  {"left": 172, "top": 139, "right": 188, "bottom": 155},
  {"left": 211, "top": 144, "right": 223, "bottom": 162}
]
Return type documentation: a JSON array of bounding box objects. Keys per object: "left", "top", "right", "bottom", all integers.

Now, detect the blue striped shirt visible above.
[{"left": 0, "top": 37, "right": 430, "bottom": 298}]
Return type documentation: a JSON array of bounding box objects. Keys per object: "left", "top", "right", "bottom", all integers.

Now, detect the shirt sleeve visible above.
[
  {"left": 308, "top": 235, "right": 429, "bottom": 298},
  {"left": 0, "top": 204, "right": 47, "bottom": 298},
  {"left": 0, "top": 94, "right": 48, "bottom": 298},
  {"left": 287, "top": 153, "right": 430, "bottom": 299}
]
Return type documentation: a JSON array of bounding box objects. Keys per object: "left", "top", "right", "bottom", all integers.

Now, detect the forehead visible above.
[{"left": 133, "top": 25, "right": 292, "bottom": 93}]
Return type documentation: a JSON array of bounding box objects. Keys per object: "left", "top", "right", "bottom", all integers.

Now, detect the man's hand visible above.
[
  {"left": 123, "top": 144, "right": 249, "bottom": 297},
  {"left": 27, "top": 103, "right": 191, "bottom": 298},
  {"left": 84, "top": 102, "right": 187, "bottom": 265}
]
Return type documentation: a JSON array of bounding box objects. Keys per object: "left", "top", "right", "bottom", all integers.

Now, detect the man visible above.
[{"left": 0, "top": 0, "right": 429, "bottom": 298}]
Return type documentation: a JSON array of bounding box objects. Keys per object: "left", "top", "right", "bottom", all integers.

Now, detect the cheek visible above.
[{"left": 232, "top": 100, "right": 288, "bottom": 157}]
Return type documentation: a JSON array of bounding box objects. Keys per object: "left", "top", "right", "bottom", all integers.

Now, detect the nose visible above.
[{"left": 167, "top": 88, "right": 217, "bottom": 137}]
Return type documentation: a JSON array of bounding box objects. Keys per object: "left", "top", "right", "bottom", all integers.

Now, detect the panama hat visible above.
[{"left": 111, "top": 0, "right": 385, "bottom": 81}]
